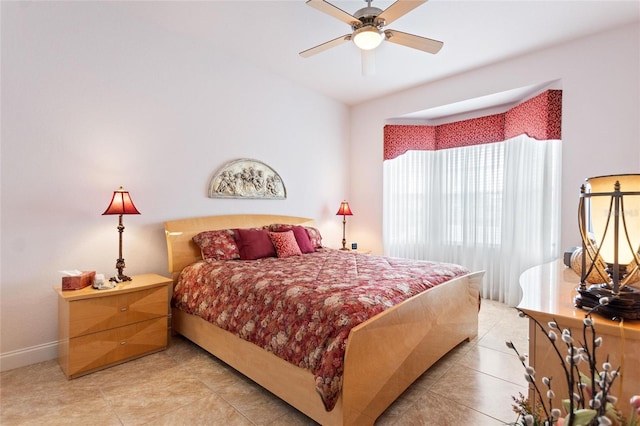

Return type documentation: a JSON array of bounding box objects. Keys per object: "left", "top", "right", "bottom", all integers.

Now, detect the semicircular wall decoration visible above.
[{"left": 208, "top": 158, "right": 286, "bottom": 199}]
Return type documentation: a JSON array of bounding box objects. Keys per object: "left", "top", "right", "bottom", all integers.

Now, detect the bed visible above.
[{"left": 164, "top": 214, "right": 483, "bottom": 425}]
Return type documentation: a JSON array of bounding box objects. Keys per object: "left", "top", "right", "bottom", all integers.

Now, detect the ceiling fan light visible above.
[{"left": 353, "top": 26, "right": 383, "bottom": 50}]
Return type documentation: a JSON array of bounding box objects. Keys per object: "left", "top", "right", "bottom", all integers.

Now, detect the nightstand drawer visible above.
[
  {"left": 67, "top": 286, "right": 167, "bottom": 338},
  {"left": 65, "top": 316, "right": 167, "bottom": 378}
]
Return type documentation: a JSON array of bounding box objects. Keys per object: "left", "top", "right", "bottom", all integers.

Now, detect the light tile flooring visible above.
[{"left": 1, "top": 300, "right": 529, "bottom": 425}]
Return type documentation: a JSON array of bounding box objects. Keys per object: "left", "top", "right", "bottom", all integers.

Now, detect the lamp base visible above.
[
  {"left": 109, "top": 258, "right": 131, "bottom": 283},
  {"left": 575, "top": 284, "right": 640, "bottom": 320}
]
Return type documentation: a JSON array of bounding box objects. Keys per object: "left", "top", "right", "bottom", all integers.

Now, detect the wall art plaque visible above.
[{"left": 208, "top": 159, "right": 286, "bottom": 199}]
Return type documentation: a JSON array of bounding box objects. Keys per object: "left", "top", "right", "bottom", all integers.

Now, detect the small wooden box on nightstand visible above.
[{"left": 54, "top": 273, "right": 172, "bottom": 379}]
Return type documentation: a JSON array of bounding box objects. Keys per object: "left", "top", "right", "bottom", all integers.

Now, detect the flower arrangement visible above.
[{"left": 506, "top": 310, "right": 639, "bottom": 426}]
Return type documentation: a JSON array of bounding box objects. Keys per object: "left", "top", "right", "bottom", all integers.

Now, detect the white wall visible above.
[
  {"left": 0, "top": 2, "right": 349, "bottom": 369},
  {"left": 349, "top": 23, "right": 640, "bottom": 258}
]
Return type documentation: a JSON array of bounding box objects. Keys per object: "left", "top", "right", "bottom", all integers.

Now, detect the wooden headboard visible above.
[{"left": 164, "top": 214, "right": 316, "bottom": 281}]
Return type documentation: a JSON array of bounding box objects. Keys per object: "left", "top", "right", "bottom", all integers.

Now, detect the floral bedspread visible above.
[{"left": 172, "top": 249, "right": 469, "bottom": 411}]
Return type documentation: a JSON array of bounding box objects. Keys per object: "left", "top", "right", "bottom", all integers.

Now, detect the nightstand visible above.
[
  {"left": 351, "top": 249, "right": 372, "bottom": 254},
  {"left": 54, "top": 273, "right": 172, "bottom": 379}
]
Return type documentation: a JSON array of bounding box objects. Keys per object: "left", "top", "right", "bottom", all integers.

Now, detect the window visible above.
[{"left": 383, "top": 135, "right": 561, "bottom": 306}]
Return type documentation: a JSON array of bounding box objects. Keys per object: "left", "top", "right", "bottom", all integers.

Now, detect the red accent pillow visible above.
[
  {"left": 268, "top": 224, "right": 316, "bottom": 253},
  {"left": 234, "top": 228, "right": 276, "bottom": 260},
  {"left": 291, "top": 226, "right": 315, "bottom": 253},
  {"left": 193, "top": 229, "right": 240, "bottom": 260},
  {"left": 269, "top": 230, "right": 302, "bottom": 258}
]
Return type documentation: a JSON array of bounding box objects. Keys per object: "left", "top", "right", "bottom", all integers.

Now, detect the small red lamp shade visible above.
[
  {"left": 336, "top": 201, "right": 353, "bottom": 216},
  {"left": 336, "top": 201, "right": 353, "bottom": 250},
  {"left": 102, "top": 187, "right": 141, "bottom": 216},
  {"left": 103, "top": 187, "right": 140, "bottom": 283}
]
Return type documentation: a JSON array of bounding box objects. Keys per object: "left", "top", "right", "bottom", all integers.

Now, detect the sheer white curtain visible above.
[{"left": 383, "top": 134, "right": 561, "bottom": 306}]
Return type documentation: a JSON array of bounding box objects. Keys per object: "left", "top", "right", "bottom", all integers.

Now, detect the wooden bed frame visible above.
[{"left": 164, "top": 214, "right": 483, "bottom": 425}]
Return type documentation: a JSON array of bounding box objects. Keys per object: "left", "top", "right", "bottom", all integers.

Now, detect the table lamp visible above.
[
  {"left": 336, "top": 200, "right": 353, "bottom": 250},
  {"left": 102, "top": 186, "right": 141, "bottom": 282},
  {"left": 575, "top": 174, "right": 640, "bottom": 320}
]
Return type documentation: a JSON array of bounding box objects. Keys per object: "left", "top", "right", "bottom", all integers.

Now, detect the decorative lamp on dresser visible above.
[
  {"left": 517, "top": 260, "right": 640, "bottom": 410},
  {"left": 54, "top": 274, "right": 172, "bottom": 379}
]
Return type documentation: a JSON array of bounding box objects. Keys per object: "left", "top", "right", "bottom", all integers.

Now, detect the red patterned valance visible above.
[
  {"left": 384, "top": 90, "right": 562, "bottom": 160},
  {"left": 505, "top": 90, "right": 562, "bottom": 140},
  {"left": 438, "top": 114, "right": 505, "bottom": 150},
  {"left": 383, "top": 125, "right": 436, "bottom": 161}
]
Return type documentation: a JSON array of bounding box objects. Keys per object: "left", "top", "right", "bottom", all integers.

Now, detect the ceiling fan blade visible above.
[
  {"left": 305, "top": 0, "right": 359, "bottom": 26},
  {"left": 384, "top": 29, "right": 443, "bottom": 54},
  {"left": 299, "top": 34, "right": 351, "bottom": 58},
  {"left": 376, "top": 0, "right": 428, "bottom": 26}
]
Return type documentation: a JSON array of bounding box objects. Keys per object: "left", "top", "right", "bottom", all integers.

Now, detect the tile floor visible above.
[{"left": 0, "top": 300, "right": 529, "bottom": 425}]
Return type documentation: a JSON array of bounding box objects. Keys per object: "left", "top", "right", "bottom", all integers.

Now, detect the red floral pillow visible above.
[
  {"left": 193, "top": 229, "right": 240, "bottom": 261},
  {"left": 268, "top": 223, "right": 292, "bottom": 232},
  {"left": 269, "top": 231, "right": 302, "bottom": 258},
  {"left": 304, "top": 226, "right": 323, "bottom": 249}
]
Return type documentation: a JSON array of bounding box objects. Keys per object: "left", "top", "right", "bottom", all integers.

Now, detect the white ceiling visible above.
[{"left": 121, "top": 0, "right": 639, "bottom": 112}]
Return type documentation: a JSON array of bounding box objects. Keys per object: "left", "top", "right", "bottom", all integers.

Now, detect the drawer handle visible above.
[
  {"left": 120, "top": 341, "right": 127, "bottom": 345},
  {"left": 120, "top": 307, "right": 127, "bottom": 312}
]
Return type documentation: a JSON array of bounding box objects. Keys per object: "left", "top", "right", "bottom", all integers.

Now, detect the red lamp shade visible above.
[
  {"left": 102, "top": 187, "right": 141, "bottom": 215},
  {"left": 336, "top": 201, "right": 353, "bottom": 216}
]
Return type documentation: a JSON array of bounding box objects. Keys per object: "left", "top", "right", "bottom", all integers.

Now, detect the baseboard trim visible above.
[{"left": 0, "top": 341, "right": 58, "bottom": 372}]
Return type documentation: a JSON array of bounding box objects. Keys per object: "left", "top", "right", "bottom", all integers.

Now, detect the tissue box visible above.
[{"left": 62, "top": 271, "right": 96, "bottom": 291}]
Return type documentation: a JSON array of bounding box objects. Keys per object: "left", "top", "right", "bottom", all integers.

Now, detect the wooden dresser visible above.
[
  {"left": 54, "top": 273, "right": 171, "bottom": 379},
  {"left": 518, "top": 260, "right": 640, "bottom": 409}
]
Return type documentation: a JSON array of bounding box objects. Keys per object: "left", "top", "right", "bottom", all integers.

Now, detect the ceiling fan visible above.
[{"left": 300, "top": 0, "right": 443, "bottom": 72}]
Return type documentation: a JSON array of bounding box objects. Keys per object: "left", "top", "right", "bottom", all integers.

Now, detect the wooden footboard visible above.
[
  {"left": 341, "top": 271, "right": 483, "bottom": 424},
  {"left": 172, "top": 271, "right": 482, "bottom": 425}
]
